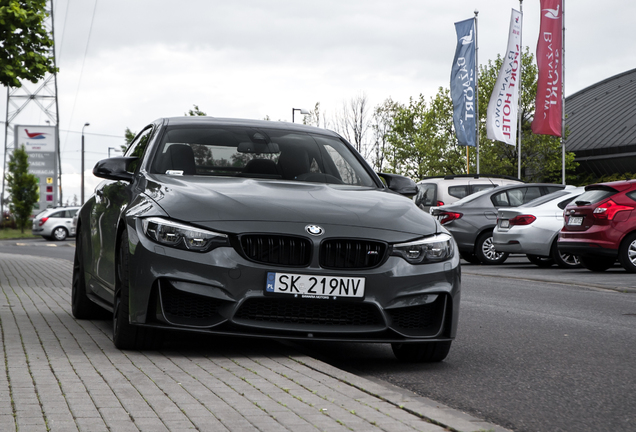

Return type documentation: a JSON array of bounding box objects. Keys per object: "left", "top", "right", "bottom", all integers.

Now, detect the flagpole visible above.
[
  {"left": 561, "top": 0, "right": 566, "bottom": 184},
  {"left": 474, "top": 10, "right": 480, "bottom": 174},
  {"left": 517, "top": 1, "right": 523, "bottom": 179}
]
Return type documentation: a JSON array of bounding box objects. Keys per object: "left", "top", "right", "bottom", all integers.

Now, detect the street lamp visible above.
[
  {"left": 108, "top": 147, "right": 117, "bottom": 158},
  {"left": 81, "top": 123, "right": 90, "bottom": 204},
  {"left": 291, "top": 108, "right": 310, "bottom": 123}
]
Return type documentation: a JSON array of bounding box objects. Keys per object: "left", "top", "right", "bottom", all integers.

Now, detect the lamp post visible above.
[
  {"left": 108, "top": 147, "right": 117, "bottom": 158},
  {"left": 291, "top": 108, "right": 310, "bottom": 123},
  {"left": 81, "top": 123, "right": 90, "bottom": 204}
]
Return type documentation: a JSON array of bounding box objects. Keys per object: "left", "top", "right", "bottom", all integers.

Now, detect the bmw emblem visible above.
[{"left": 305, "top": 225, "right": 324, "bottom": 236}]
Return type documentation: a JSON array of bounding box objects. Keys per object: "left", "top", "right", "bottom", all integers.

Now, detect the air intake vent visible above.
[
  {"left": 234, "top": 298, "right": 384, "bottom": 327},
  {"left": 320, "top": 239, "right": 387, "bottom": 269},
  {"left": 240, "top": 235, "right": 311, "bottom": 267}
]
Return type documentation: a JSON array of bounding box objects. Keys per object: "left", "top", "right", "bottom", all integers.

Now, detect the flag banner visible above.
[
  {"left": 532, "top": 0, "right": 562, "bottom": 136},
  {"left": 486, "top": 9, "right": 522, "bottom": 145},
  {"left": 450, "top": 18, "right": 476, "bottom": 147}
]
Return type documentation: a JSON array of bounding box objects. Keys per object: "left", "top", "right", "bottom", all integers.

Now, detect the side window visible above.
[
  {"left": 523, "top": 187, "right": 542, "bottom": 204},
  {"left": 492, "top": 191, "right": 510, "bottom": 207},
  {"left": 471, "top": 184, "right": 495, "bottom": 194},
  {"left": 414, "top": 184, "right": 436, "bottom": 207},
  {"left": 124, "top": 127, "right": 153, "bottom": 173},
  {"left": 448, "top": 185, "right": 468, "bottom": 199},
  {"left": 50, "top": 211, "right": 65, "bottom": 218},
  {"left": 558, "top": 196, "right": 577, "bottom": 210},
  {"left": 507, "top": 188, "right": 525, "bottom": 206},
  {"left": 627, "top": 190, "right": 636, "bottom": 202}
]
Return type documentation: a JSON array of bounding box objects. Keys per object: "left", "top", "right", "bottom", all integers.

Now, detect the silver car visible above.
[
  {"left": 493, "top": 187, "right": 584, "bottom": 268},
  {"left": 32, "top": 206, "right": 80, "bottom": 241}
]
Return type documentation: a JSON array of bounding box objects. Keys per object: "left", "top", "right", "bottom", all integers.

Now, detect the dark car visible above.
[
  {"left": 558, "top": 179, "right": 636, "bottom": 272},
  {"left": 431, "top": 183, "right": 565, "bottom": 264},
  {"left": 72, "top": 117, "right": 460, "bottom": 362}
]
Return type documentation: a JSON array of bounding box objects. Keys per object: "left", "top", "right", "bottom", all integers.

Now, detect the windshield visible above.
[{"left": 150, "top": 126, "right": 376, "bottom": 187}]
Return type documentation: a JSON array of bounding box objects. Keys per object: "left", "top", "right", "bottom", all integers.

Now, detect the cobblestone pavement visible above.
[{"left": 0, "top": 252, "right": 508, "bottom": 432}]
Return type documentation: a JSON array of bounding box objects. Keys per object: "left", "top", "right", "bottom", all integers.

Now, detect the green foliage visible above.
[
  {"left": 186, "top": 104, "right": 206, "bottom": 116},
  {"left": 6, "top": 145, "right": 39, "bottom": 232},
  {"left": 477, "top": 48, "right": 578, "bottom": 182},
  {"left": 122, "top": 127, "right": 136, "bottom": 153},
  {"left": 0, "top": 0, "right": 57, "bottom": 88},
  {"left": 386, "top": 89, "right": 467, "bottom": 180}
]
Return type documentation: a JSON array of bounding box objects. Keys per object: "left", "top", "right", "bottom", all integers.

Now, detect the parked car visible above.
[
  {"left": 72, "top": 117, "right": 461, "bottom": 362},
  {"left": 32, "top": 206, "right": 80, "bottom": 241},
  {"left": 431, "top": 183, "right": 566, "bottom": 265},
  {"left": 493, "top": 187, "right": 584, "bottom": 268},
  {"left": 559, "top": 179, "right": 636, "bottom": 273},
  {"left": 414, "top": 174, "right": 523, "bottom": 212}
]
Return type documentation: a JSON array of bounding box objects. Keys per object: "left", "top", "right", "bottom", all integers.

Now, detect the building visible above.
[{"left": 565, "top": 68, "right": 636, "bottom": 177}]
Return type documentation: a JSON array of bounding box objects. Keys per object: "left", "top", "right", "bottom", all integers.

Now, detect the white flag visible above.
[{"left": 486, "top": 9, "right": 522, "bottom": 145}]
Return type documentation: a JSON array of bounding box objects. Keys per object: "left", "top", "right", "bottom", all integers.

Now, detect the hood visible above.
[{"left": 143, "top": 174, "right": 436, "bottom": 236}]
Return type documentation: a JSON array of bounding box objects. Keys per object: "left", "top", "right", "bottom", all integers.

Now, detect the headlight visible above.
[
  {"left": 392, "top": 233, "right": 454, "bottom": 264},
  {"left": 141, "top": 217, "right": 228, "bottom": 252}
]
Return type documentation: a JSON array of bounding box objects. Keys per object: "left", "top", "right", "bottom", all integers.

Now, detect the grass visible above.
[{"left": 0, "top": 228, "right": 38, "bottom": 240}]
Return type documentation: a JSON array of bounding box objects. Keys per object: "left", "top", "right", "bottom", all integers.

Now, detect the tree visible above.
[
  {"left": 186, "top": 105, "right": 206, "bottom": 116},
  {"left": 385, "top": 89, "right": 466, "bottom": 180},
  {"left": 6, "top": 145, "right": 39, "bottom": 232},
  {"left": 0, "top": 0, "right": 57, "bottom": 88},
  {"left": 332, "top": 93, "right": 372, "bottom": 158},
  {"left": 370, "top": 98, "right": 399, "bottom": 172}
]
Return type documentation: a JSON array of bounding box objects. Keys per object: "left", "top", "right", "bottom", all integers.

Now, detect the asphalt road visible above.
[
  {"left": 4, "top": 238, "right": 636, "bottom": 431},
  {"left": 300, "top": 261, "right": 636, "bottom": 432}
]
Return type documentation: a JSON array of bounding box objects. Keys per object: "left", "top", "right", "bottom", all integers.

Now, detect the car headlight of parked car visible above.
[
  {"left": 142, "top": 217, "right": 228, "bottom": 252},
  {"left": 392, "top": 233, "right": 454, "bottom": 264}
]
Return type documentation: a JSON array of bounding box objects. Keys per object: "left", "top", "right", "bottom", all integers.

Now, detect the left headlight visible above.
[
  {"left": 391, "top": 233, "right": 454, "bottom": 264},
  {"left": 141, "top": 217, "right": 228, "bottom": 252}
]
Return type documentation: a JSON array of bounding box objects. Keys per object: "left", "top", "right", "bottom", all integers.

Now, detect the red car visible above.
[{"left": 558, "top": 180, "right": 636, "bottom": 272}]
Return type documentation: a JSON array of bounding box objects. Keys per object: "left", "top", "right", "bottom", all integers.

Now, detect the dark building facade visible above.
[{"left": 565, "top": 68, "right": 636, "bottom": 177}]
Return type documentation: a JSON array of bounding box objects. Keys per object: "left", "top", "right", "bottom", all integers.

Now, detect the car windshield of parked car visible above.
[{"left": 150, "top": 126, "right": 376, "bottom": 187}]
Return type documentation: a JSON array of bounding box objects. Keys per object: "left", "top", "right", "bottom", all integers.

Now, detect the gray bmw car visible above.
[{"left": 72, "top": 117, "right": 460, "bottom": 362}]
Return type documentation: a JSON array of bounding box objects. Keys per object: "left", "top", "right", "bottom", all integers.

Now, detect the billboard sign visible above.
[{"left": 15, "top": 125, "right": 58, "bottom": 212}]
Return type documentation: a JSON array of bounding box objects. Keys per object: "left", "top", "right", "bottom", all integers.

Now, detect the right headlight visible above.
[
  {"left": 141, "top": 217, "right": 228, "bottom": 252},
  {"left": 391, "top": 233, "right": 454, "bottom": 264}
]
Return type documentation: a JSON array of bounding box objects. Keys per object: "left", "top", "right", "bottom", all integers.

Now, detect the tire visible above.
[
  {"left": 113, "top": 230, "right": 160, "bottom": 350},
  {"left": 72, "top": 231, "right": 108, "bottom": 319},
  {"left": 618, "top": 232, "right": 636, "bottom": 273},
  {"left": 460, "top": 251, "right": 481, "bottom": 265},
  {"left": 579, "top": 255, "right": 615, "bottom": 272},
  {"left": 391, "top": 341, "right": 452, "bottom": 363},
  {"left": 551, "top": 239, "right": 581, "bottom": 269},
  {"left": 527, "top": 254, "right": 554, "bottom": 267},
  {"left": 52, "top": 226, "right": 68, "bottom": 241},
  {"left": 475, "top": 232, "right": 509, "bottom": 265}
]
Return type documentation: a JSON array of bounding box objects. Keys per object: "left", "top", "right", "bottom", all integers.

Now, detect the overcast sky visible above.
[{"left": 1, "top": 0, "right": 634, "bottom": 205}]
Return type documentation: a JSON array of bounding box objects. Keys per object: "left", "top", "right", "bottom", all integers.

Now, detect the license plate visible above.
[
  {"left": 266, "top": 272, "right": 365, "bottom": 299},
  {"left": 568, "top": 216, "right": 583, "bottom": 226},
  {"left": 500, "top": 220, "right": 510, "bottom": 228}
]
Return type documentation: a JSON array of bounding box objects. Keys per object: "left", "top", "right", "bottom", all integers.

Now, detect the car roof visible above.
[{"left": 159, "top": 117, "right": 340, "bottom": 137}]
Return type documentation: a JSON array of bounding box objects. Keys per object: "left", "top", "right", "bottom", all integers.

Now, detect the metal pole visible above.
[
  {"left": 474, "top": 10, "right": 480, "bottom": 174},
  {"left": 517, "top": 1, "right": 524, "bottom": 180},
  {"left": 561, "top": 0, "right": 566, "bottom": 184},
  {"left": 1, "top": 88, "right": 9, "bottom": 215},
  {"left": 81, "top": 123, "right": 89, "bottom": 204}
]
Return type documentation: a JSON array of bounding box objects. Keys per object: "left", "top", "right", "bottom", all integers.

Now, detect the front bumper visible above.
[{"left": 126, "top": 222, "right": 461, "bottom": 343}]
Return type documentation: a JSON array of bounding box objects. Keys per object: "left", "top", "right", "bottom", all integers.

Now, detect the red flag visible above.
[{"left": 532, "top": 0, "right": 562, "bottom": 136}]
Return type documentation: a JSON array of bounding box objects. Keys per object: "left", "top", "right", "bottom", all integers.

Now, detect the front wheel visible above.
[
  {"left": 113, "top": 230, "right": 160, "bottom": 350},
  {"left": 618, "top": 233, "right": 636, "bottom": 273},
  {"left": 580, "top": 255, "right": 615, "bottom": 272},
  {"left": 391, "top": 341, "right": 452, "bottom": 363},
  {"left": 475, "top": 232, "right": 509, "bottom": 265},
  {"left": 72, "top": 231, "right": 108, "bottom": 319}
]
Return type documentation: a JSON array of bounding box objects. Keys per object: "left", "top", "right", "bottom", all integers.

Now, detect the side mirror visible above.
[
  {"left": 377, "top": 172, "right": 418, "bottom": 197},
  {"left": 93, "top": 157, "right": 137, "bottom": 181}
]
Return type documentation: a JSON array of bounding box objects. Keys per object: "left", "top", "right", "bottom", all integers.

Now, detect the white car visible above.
[
  {"left": 414, "top": 174, "right": 523, "bottom": 213},
  {"left": 31, "top": 206, "right": 80, "bottom": 241},
  {"left": 493, "top": 187, "right": 585, "bottom": 268}
]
